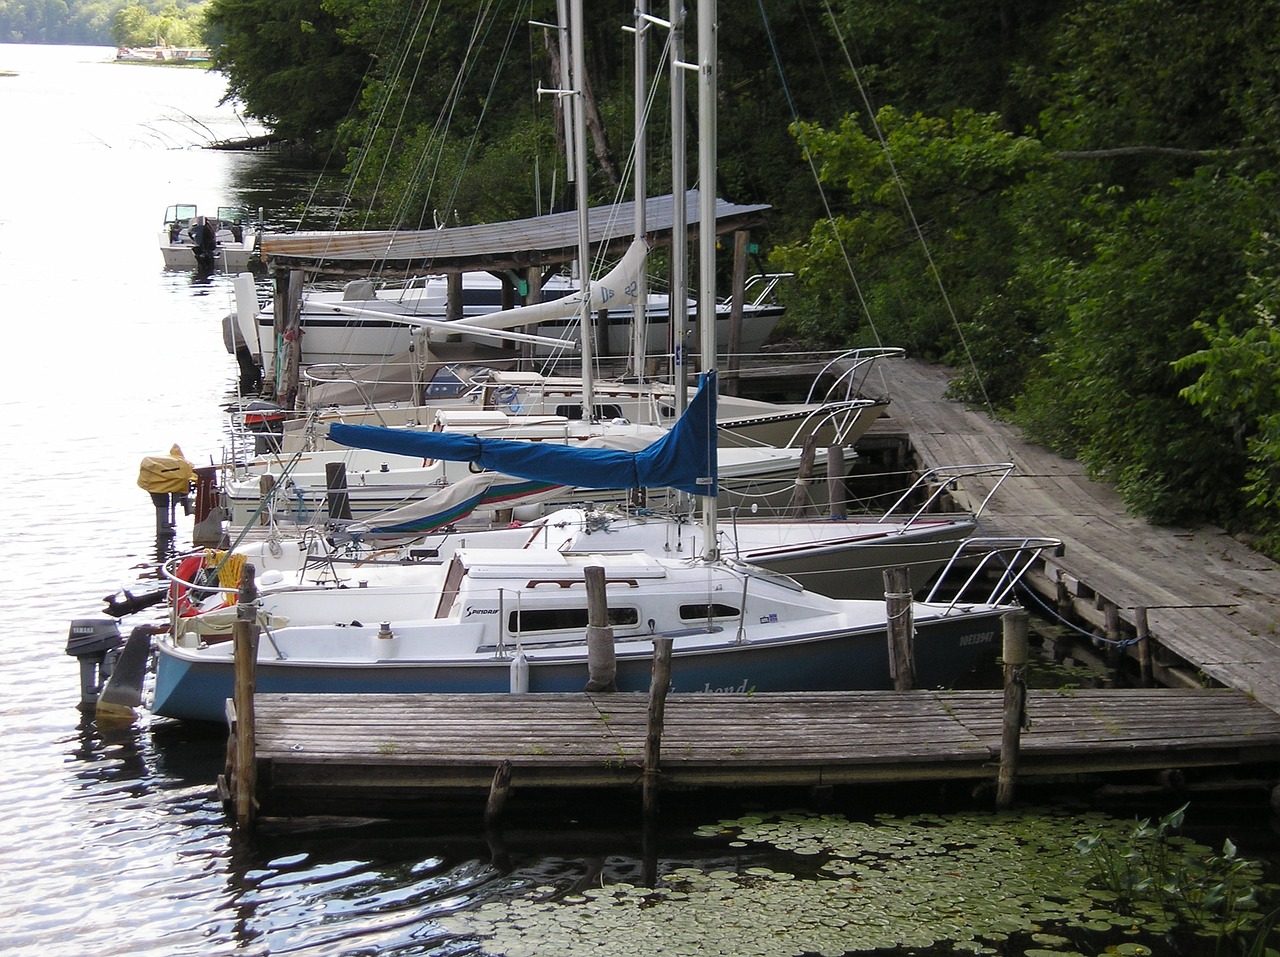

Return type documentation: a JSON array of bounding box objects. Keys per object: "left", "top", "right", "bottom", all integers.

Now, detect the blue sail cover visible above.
[{"left": 328, "top": 371, "right": 719, "bottom": 497}]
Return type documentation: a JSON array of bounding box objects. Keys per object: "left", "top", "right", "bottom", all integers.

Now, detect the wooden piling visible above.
[
  {"left": 232, "top": 562, "right": 260, "bottom": 830},
  {"left": 827, "top": 445, "right": 848, "bottom": 520},
  {"left": 996, "top": 609, "right": 1029, "bottom": 810},
  {"left": 485, "top": 759, "right": 513, "bottom": 827},
  {"left": 583, "top": 566, "right": 617, "bottom": 692},
  {"left": 786, "top": 434, "right": 818, "bottom": 517},
  {"left": 1102, "top": 600, "right": 1123, "bottom": 687},
  {"left": 724, "top": 230, "right": 749, "bottom": 397},
  {"left": 643, "top": 638, "right": 674, "bottom": 820},
  {"left": 1136, "top": 606, "right": 1154, "bottom": 688},
  {"left": 883, "top": 567, "right": 916, "bottom": 691},
  {"left": 324, "top": 462, "right": 352, "bottom": 521},
  {"left": 257, "top": 474, "right": 275, "bottom": 526}
]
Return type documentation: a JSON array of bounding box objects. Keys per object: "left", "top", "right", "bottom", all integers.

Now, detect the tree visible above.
[
  {"left": 768, "top": 105, "right": 1045, "bottom": 398},
  {"left": 202, "top": 0, "right": 372, "bottom": 151}
]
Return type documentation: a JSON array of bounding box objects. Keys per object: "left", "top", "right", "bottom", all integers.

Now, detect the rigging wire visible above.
[
  {"left": 359, "top": 2, "right": 444, "bottom": 234},
  {"left": 753, "top": 0, "right": 996, "bottom": 415},
  {"left": 753, "top": 0, "right": 878, "bottom": 348},
  {"left": 816, "top": 0, "right": 996, "bottom": 415}
]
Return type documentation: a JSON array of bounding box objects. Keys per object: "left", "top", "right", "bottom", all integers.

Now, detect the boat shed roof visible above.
[{"left": 259, "top": 190, "right": 770, "bottom": 277}]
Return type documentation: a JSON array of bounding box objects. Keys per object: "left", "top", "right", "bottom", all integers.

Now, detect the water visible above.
[{"left": 1, "top": 42, "right": 1277, "bottom": 957}]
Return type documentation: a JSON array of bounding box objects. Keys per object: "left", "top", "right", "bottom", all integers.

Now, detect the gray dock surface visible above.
[{"left": 859, "top": 357, "right": 1280, "bottom": 711}]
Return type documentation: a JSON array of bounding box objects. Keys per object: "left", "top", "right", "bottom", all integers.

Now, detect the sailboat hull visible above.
[{"left": 151, "top": 609, "right": 1004, "bottom": 723}]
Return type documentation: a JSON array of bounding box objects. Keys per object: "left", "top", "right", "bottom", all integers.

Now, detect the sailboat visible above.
[{"left": 143, "top": 2, "right": 1050, "bottom": 725}]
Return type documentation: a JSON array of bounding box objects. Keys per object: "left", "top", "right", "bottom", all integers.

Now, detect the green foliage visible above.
[
  {"left": 769, "top": 106, "right": 1045, "bottom": 397},
  {"left": 111, "top": 2, "right": 203, "bottom": 47},
  {"left": 0, "top": 0, "right": 199, "bottom": 44},
  {"left": 1075, "top": 803, "right": 1278, "bottom": 949},
  {"left": 201, "top": 0, "right": 372, "bottom": 150},
  {"left": 827, "top": 0, "right": 1069, "bottom": 130},
  {"left": 1175, "top": 230, "right": 1280, "bottom": 556},
  {"left": 1014, "top": 169, "right": 1268, "bottom": 525}
]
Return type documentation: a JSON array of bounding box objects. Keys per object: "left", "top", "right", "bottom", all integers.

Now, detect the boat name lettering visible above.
[
  {"left": 959, "top": 631, "right": 995, "bottom": 647},
  {"left": 702, "top": 679, "right": 753, "bottom": 694},
  {"left": 464, "top": 606, "right": 500, "bottom": 618}
]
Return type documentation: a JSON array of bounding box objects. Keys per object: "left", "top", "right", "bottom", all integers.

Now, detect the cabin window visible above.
[
  {"left": 508, "top": 606, "right": 639, "bottom": 634},
  {"left": 679, "top": 603, "right": 740, "bottom": 621},
  {"left": 425, "top": 367, "right": 469, "bottom": 399},
  {"left": 554, "top": 403, "right": 624, "bottom": 421}
]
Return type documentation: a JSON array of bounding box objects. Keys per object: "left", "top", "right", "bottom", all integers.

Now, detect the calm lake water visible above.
[{"left": 1, "top": 42, "right": 1276, "bottom": 957}]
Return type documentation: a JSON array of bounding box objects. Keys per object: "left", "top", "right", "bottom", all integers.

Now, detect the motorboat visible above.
[{"left": 161, "top": 204, "right": 259, "bottom": 271}]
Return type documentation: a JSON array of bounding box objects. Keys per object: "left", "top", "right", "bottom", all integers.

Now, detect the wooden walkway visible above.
[
  {"left": 857, "top": 358, "right": 1280, "bottom": 712},
  {"left": 244, "top": 689, "right": 1280, "bottom": 817}
]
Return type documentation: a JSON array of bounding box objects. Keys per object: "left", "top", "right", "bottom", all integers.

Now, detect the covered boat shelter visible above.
[
  {"left": 257, "top": 189, "right": 774, "bottom": 402},
  {"left": 259, "top": 189, "right": 770, "bottom": 289}
]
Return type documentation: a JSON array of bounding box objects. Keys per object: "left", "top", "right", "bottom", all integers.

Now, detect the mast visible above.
[
  {"left": 569, "top": 0, "right": 595, "bottom": 420},
  {"left": 630, "top": 1, "right": 649, "bottom": 379},
  {"left": 670, "top": 0, "right": 688, "bottom": 418},
  {"left": 697, "top": 0, "right": 717, "bottom": 558}
]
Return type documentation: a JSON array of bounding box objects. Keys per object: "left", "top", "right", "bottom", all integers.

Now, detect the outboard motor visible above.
[{"left": 66, "top": 618, "right": 123, "bottom": 709}]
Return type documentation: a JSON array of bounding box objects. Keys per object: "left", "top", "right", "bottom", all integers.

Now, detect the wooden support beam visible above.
[
  {"left": 883, "top": 567, "right": 916, "bottom": 691},
  {"left": 997, "top": 610, "right": 1029, "bottom": 810},
  {"left": 232, "top": 563, "right": 260, "bottom": 831},
  {"left": 643, "top": 637, "right": 674, "bottom": 820},
  {"left": 584, "top": 565, "right": 617, "bottom": 692},
  {"left": 786, "top": 434, "right": 818, "bottom": 517},
  {"left": 827, "top": 445, "right": 847, "bottom": 520},
  {"left": 724, "top": 229, "right": 749, "bottom": 395}
]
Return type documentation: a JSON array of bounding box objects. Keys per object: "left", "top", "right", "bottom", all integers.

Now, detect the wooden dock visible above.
[
  {"left": 241, "top": 688, "right": 1280, "bottom": 818},
  {"left": 855, "top": 357, "right": 1280, "bottom": 711}
]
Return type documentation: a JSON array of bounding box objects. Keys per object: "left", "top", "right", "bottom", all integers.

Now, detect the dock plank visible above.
[{"left": 245, "top": 688, "right": 1280, "bottom": 815}]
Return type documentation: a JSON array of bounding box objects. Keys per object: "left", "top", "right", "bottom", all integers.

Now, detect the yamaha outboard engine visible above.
[{"left": 66, "top": 618, "right": 122, "bottom": 709}]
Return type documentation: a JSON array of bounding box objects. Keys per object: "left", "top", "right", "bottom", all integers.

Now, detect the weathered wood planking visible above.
[
  {"left": 248, "top": 689, "right": 1280, "bottom": 814},
  {"left": 858, "top": 358, "right": 1280, "bottom": 711}
]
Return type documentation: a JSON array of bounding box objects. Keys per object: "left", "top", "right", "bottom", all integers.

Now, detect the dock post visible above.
[
  {"left": 724, "top": 229, "right": 749, "bottom": 397},
  {"left": 1135, "top": 606, "right": 1154, "bottom": 687},
  {"left": 827, "top": 445, "right": 848, "bottom": 520},
  {"left": 883, "top": 567, "right": 916, "bottom": 691},
  {"left": 485, "top": 759, "right": 513, "bottom": 828},
  {"left": 1102, "top": 600, "right": 1123, "bottom": 687},
  {"left": 996, "top": 609, "right": 1029, "bottom": 810},
  {"left": 324, "top": 462, "right": 352, "bottom": 521},
  {"left": 257, "top": 474, "right": 275, "bottom": 526},
  {"left": 644, "top": 637, "right": 674, "bottom": 821},
  {"left": 786, "top": 434, "right": 818, "bottom": 517},
  {"left": 232, "top": 563, "right": 259, "bottom": 831},
  {"left": 584, "top": 566, "right": 617, "bottom": 692}
]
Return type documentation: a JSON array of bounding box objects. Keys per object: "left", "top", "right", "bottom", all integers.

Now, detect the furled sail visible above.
[
  {"left": 454, "top": 237, "right": 649, "bottom": 333},
  {"left": 328, "top": 371, "right": 718, "bottom": 497}
]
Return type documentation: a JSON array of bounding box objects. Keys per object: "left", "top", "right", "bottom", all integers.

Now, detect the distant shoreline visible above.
[{"left": 114, "top": 45, "right": 211, "bottom": 66}]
